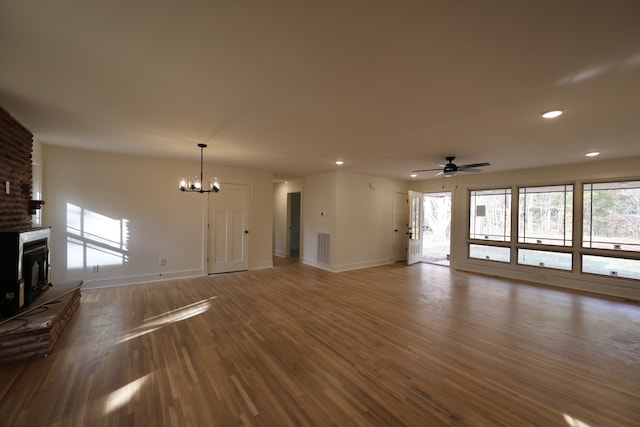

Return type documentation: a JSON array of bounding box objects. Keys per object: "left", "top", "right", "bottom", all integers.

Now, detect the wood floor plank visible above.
[{"left": 1, "top": 257, "right": 639, "bottom": 426}]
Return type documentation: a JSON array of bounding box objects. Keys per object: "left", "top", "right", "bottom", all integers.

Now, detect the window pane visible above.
[
  {"left": 519, "top": 185, "right": 573, "bottom": 246},
  {"left": 469, "top": 244, "right": 510, "bottom": 263},
  {"left": 583, "top": 181, "right": 640, "bottom": 251},
  {"left": 518, "top": 249, "right": 572, "bottom": 270},
  {"left": 470, "top": 189, "right": 511, "bottom": 241},
  {"left": 411, "top": 195, "right": 422, "bottom": 241},
  {"left": 582, "top": 255, "right": 640, "bottom": 280}
]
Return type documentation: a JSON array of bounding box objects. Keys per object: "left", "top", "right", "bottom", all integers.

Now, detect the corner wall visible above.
[
  {"left": 42, "top": 145, "right": 274, "bottom": 288},
  {"left": 300, "top": 171, "right": 408, "bottom": 272}
]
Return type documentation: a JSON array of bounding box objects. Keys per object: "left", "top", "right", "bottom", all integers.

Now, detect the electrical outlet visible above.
[{"left": 159, "top": 257, "right": 167, "bottom": 266}]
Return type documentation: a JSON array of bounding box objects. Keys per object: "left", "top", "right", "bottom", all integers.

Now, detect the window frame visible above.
[
  {"left": 517, "top": 183, "right": 574, "bottom": 247},
  {"left": 466, "top": 179, "right": 640, "bottom": 282},
  {"left": 579, "top": 179, "right": 640, "bottom": 279},
  {"left": 468, "top": 187, "right": 513, "bottom": 264}
]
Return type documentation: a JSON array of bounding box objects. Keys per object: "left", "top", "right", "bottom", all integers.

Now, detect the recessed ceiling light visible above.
[
  {"left": 585, "top": 151, "right": 600, "bottom": 157},
  {"left": 542, "top": 110, "right": 563, "bottom": 119},
  {"left": 410, "top": 173, "right": 417, "bottom": 178},
  {"left": 335, "top": 160, "right": 344, "bottom": 165}
]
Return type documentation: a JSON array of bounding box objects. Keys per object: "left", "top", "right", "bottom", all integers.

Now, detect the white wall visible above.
[
  {"left": 300, "top": 172, "right": 337, "bottom": 268},
  {"left": 411, "top": 156, "right": 640, "bottom": 300},
  {"left": 43, "top": 145, "right": 273, "bottom": 288},
  {"left": 299, "top": 171, "right": 408, "bottom": 272},
  {"left": 334, "top": 172, "right": 408, "bottom": 271},
  {"left": 31, "top": 140, "right": 43, "bottom": 226}
]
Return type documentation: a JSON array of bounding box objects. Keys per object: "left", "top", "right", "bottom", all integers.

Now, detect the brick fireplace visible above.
[
  {"left": 0, "top": 106, "right": 82, "bottom": 363},
  {"left": 0, "top": 106, "right": 35, "bottom": 230},
  {"left": 0, "top": 106, "right": 52, "bottom": 316}
]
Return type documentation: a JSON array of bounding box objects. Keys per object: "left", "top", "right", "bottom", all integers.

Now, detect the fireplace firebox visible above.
[{"left": 0, "top": 227, "right": 51, "bottom": 316}]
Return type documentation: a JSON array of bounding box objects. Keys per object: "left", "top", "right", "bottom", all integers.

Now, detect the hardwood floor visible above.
[{"left": 1, "top": 258, "right": 639, "bottom": 426}]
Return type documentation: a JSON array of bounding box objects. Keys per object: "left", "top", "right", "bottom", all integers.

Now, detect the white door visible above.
[
  {"left": 208, "top": 183, "right": 250, "bottom": 274},
  {"left": 407, "top": 190, "right": 423, "bottom": 265},
  {"left": 393, "top": 192, "right": 408, "bottom": 261}
]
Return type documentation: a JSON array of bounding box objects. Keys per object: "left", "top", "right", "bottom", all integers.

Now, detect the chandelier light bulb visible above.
[{"left": 179, "top": 144, "right": 221, "bottom": 194}]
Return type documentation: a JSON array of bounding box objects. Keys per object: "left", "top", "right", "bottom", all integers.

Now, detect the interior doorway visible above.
[
  {"left": 287, "top": 192, "right": 301, "bottom": 259},
  {"left": 422, "top": 192, "right": 452, "bottom": 266}
]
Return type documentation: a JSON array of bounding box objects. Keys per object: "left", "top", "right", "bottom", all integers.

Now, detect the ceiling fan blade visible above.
[
  {"left": 460, "top": 168, "right": 482, "bottom": 173},
  {"left": 435, "top": 171, "right": 444, "bottom": 176},
  {"left": 459, "top": 162, "right": 490, "bottom": 169},
  {"left": 411, "top": 168, "right": 443, "bottom": 172}
]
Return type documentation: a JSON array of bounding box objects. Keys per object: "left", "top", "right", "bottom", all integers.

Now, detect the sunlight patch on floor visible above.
[
  {"left": 104, "top": 374, "right": 151, "bottom": 414},
  {"left": 117, "top": 296, "right": 217, "bottom": 344},
  {"left": 564, "top": 414, "right": 592, "bottom": 427}
]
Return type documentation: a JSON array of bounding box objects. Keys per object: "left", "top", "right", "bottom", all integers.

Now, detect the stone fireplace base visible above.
[{"left": 0, "top": 280, "right": 82, "bottom": 364}]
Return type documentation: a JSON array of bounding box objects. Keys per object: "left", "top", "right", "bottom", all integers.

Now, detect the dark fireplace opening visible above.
[
  {"left": 22, "top": 238, "right": 50, "bottom": 305},
  {"left": 0, "top": 227, "right": 52, "bottom": 317}
]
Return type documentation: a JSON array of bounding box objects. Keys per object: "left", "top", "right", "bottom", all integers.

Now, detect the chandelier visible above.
[{"left": 179, "top": 143, "right": 220, "bottom": 193}]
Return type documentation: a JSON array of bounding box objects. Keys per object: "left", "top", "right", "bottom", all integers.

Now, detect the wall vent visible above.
[{"left": 317, "top": 232, "right": 330, "bottom": 264}]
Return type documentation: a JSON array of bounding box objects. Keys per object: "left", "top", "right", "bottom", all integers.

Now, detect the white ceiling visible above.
[{"left": 1, "top": 1, "right": 639, "bottom": 180}]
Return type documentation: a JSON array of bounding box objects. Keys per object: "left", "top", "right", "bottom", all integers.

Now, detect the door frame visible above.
[
  {"left": 422, "top": 191, "right": 452, "bottom": 266},
  {"left": 286, "top": 191, "right": 301, "bottom": 258}
]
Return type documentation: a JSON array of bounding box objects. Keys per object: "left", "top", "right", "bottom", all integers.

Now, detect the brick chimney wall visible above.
[{"left": 0, "top": 106, "right": 34, "bottom": 230}]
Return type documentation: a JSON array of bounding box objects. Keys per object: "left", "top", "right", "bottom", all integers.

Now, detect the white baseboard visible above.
[
  {"left": 300, "top": 257, "right": 393, "bottom": 273},
  {"left": 81, "top": 269, "right": 203, "bottom": 289},
  {"left": 454, "top": 260, "right": 640, "bottom": 302},
  {"left": 332, "top": 258, "right": 394, "bottom": 272},
  {"left": 250, "top": 260, "right": 274, "bottom": 270}
]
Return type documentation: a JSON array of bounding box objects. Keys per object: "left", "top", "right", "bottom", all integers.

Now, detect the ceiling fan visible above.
[{"left": 412, "top": 156, "right": 491, "bottom": 176}]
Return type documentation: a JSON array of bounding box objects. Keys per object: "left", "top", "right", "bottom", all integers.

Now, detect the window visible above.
[
  {"left": 469, "top": 244, "right": 510, "bottom": 263},
  {"left": 470, "top": 188, "right": 511, "bottom": 241},
  {"left": 582, "top": 255, "right": 640, "bottom": 280},
  {"left": 467, "top": 180, "right": 640, "bottom": 284},
  {"left": 519, "top": 185, "right": 573, "bottom": 246},
  {"left": 410, "top": 194, "right": 422, "bottom": 241},
  {"left": 583, "top": 181, "right": 640, "bottom": 252},
  {"left": 518, "top": 249, "right": 572, "bottom": 270}
]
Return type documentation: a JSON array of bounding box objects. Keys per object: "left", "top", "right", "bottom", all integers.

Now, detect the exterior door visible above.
[
  {"left": 207, "top": 183, "right": 250, "bottom": 274},
  {"left": 393, "top": 192, "right": 408, "bottom": 261},
  {"left": 407, "top": 190, "right": 423, "bottom": 265}
]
